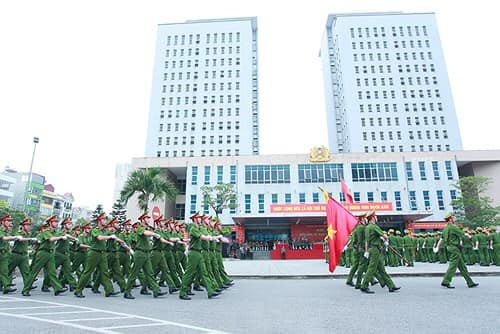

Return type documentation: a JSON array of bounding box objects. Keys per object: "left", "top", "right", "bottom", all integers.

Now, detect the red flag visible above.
[
  {"left": 325, "top": 194, "right": 358, "bottom": 272},
  {"left": 341, "top": 178, "right": 354, "bottom": 204}
]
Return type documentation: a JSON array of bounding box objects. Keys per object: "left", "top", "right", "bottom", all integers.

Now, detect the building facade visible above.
[
  {"left": 126, "top": 150, "right": 500, "bottom": 243},
  {"left": 113, "top": 163, "right": 131, "bottom": 203},
  {"left": 7, "top": 171, "right": 45, "bottom": 217},
  {"left": 0, "top": 172, "right": 16, "bottom": 205},
  {"left": 321, "top": 12, "right": 462, "bottom": 154},
  {"left": 145, "top": 17, "right": 259, "bottom": 159}
]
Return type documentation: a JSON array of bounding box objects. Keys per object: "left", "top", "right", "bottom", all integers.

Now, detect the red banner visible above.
[
  {"left": 408, "top": 222, "right": 447, "bottom": 229},
  {"left": 270, "top": 202, "right": 393, "bottom": 213}
]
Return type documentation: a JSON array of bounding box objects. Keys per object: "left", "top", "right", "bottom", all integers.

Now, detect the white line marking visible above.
[
  {"left": 24, "top": 310, "right": 99, "bottom": 316},
  {"left": 63, "top": 316, "right": 132, "bottom": 322},
  {"left": 0, "top": 305, "right": 67, "bottom": 311},
  {"left": 0, "top": 297, "right": 231, "bottom": 334},
  {"left": 100, "top": 322, "right": 169, "bottom": 330},
  {"left": 0, "top": 311, "right": 119, "bottom": 334},
  {"left": 0, "top": 299, "right": 33, "bottom": 303}
]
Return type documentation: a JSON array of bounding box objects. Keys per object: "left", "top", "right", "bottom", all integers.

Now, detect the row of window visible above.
[
  {"left": 161, "top": 94, "right": 242, "bottom": 106},
  {"left": 166, "top": 32, "right": 241, "bottom": 47},
  {"left": 158, "top": 134, "right": 241, "bottom": 146},
  {"left": 356, "top": 76, "right": 438, "bottom": 88},
  {"left": 164, "top": 57, "right": 242, "bottom": 69},
  {"left": 350, "top": 25, "right": 429, "bottom": 39},
  {"left": 163, "top": 69, "right": 242, "bottom": 81},
  {"left": 159, "top": 121, "right": 241, "bottom": 132},
  {"left": 353, "top": 51, "right": 433, "bottom": 62},
  {"left": 157, "top": 149, "right": 241, "bottom": 158},
  {"left": 189, "top": 188, "right": 454, "bottom": 215},
  {"left": 362, "top": 129, "right": 449, "bottom": 142},
  {"left": 163, "top": 81, "right": 241, "bottom": 93},
  {"left": 165, "top": 46, "right": 242, "bottom": 58},
  {"left": 189, "top": 161, "right": 454, "bottom": 185},
  {"left": 160, "top": 107, "right": 241, "bottom": 119},
  {"left": 354, "top": 63, "right": 436, "bottom": 75},
  {"left": 363, "top": 144, "right": 451, "bottom": 153},
  {"left": 361, "top": 115, "right": 446, "bottom": 127},
  {"left": 357, "top": 88, "right": 440, "bottom": 100},
  {"left": 359, "top": 102, "right": 443, "bottom": 114}
]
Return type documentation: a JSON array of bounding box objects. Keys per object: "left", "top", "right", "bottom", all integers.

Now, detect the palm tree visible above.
[{"left": 120, "top": 168, "right": 178, "bottom": 213}]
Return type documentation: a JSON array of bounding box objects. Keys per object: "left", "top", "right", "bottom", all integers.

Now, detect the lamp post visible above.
[{"left": 23, "top": 137, "right": 39, "bottom": 215}]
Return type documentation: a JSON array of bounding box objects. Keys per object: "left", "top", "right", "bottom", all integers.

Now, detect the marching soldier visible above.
[
  {"left": 1, "top": 215, "right": 29, "bottom": 294},
  {"left": 47, "top": 218, "right": 78, "bottom": 291},
  {"left": 118, "top": 219, "right": 134, "bottom": 278},
  {"left": 213, "top": 218, "right": 234, "bottom": 287},
  {"left": 435, "top": 213, "right": 478, "bottom": 289},
  {"left": 360, "top": 211, "right": 400, "bottom": 294},
  {"left": 8, "top": 218, "right": 37, "bottom": 291},
  {"left": 22, "top": 216, "right": 68, "bottom": 296},
  {"left": 402, "top": 229, "right": 415, "bottom": 267},
  {"left": 105, "top": 217, "right": 127, "bottom": 293}
]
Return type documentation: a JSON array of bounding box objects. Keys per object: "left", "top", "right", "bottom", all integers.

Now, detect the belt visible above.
[{"left": 11, "top": 251, "right": 28, "bottom": 256}]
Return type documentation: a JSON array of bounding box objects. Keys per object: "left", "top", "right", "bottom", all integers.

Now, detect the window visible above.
[
  {"left": 437, "top": 190, "right": 445, "bottom": 210},
  {"left": 394, "top": 191, "right": 402, "bottom": 211},
  {"left": 405, "top": 162, "right": 413, "bottom": 181},
  {"left": 299, "top": 193, "right": 306, "bottom": 203},
  {"left": 285, "top": 193, "right": 291, "bottom": 203},
  {"left": 312, "top": 193, "right": 319, "bottom": 203},
  {"left": 353, "top": 192, "right": 361, "bottom": 202},
  {"left": 298, "top": 164, "right": 344, "bottom": 183},
  {"left": 272, "top": 194, "right": 278, "bottom": 204},
  {"left": 230, "top": 198, "right": 236, "bottom": 214},
  {"left": 351, "top": 162, "right": 398, "bottom": 182},
  {"left": 381, "top": 191, "right": 387, "bottom": 202},
  {"left": 418, "top": 161, "right": 427, "bottom": 180},
  {"left": 409, "top": 191, "right": 417, "bottom": 211},
  {"left": 204, "top": 166, "right": 211, "bottom": 185},
  {"left": 245, "top": 165, "right": 291, "bottom": 184},
  {"left": 445, "top": 161, "right": 453, "bottom": 180},
  {"left": 423, "top": 191, "right": 431, "bottom": 210},
  {"left": 245, "top": 194, "right": 251, "bottom": 213},
  {"left": 191, "top": 166, "right": 198, "bottom": 185},
  {"left": 190, "top": 194, "right": 197, "bottom": 214},
  {"left": 450, "top": 190, "right": 457, "bottom": 209},
  {"left": 230, "top": 165, "right": 237, "bottom": 184},
  {"left": 217, "top": 166, "right": 223, "bottom": 184},
  {"left": 432, "top": 161, "right": 440, "bottom": 180},
  {"left": 367, "top": 192, "right": 374, "bottom": 202},
  {"left": 258, "top": 194, "right": 265, "bottom": 213}
]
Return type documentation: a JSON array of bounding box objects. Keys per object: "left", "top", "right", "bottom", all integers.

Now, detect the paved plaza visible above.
[{"left": 1, "top": 276, "right": 499, "bottom": 334}]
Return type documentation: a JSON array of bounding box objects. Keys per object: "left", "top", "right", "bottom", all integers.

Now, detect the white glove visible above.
[
  {"left": 364, "top": 251, "right": 369, "bottom": 259},
  {"left": 343, "top": 245, "right": 348, "bottom": 251},
  {"left": 110, "top": 234, "right": 117, "bottom": 239},
  {"left": 402, "top": 248, "right": 405, "bottom": 252},
  {"left": 489, "top": 246, "right": 494, "bottom": 250},
  {"left": 61, "top": 236, "right": 67, "bottom": 240},
  {"left": 129, "top": 249, "right": 135, "bottom": 255},
  {"left": 184, "top": 249, "right": 189, "bottom": 256},
  {"left": 16, "top": 235, "right": 24, "bottom": 241},
  {"left": 433, "top": 247, "right": 439, "bottom": 254},
  {"left": 153, "top": 233, "right": 161, "bottom": 239},
  {"left": 384, "top": 240, "right": 389, "bottom": 247},
  {"left": 473, "top": 247, "right": 478, "bottom": 251}
]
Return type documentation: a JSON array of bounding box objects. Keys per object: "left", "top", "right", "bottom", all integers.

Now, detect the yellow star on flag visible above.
[{"left": 328, "top": 225, "right": 337, "bottom": 240}]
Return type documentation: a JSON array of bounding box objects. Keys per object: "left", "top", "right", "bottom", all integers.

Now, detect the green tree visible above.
[
  {"left": 76, "top": 217, "right": 88, "bottom": 226},
  {"left": 201, "top": 183, "right": 237, "bottom": 218},
  {"left": 91, "top": 204, "right": 105, "bottom": 223},
  {"left": 111, "top": 200, "right": 127, "bottom": 223},
  {"left": 120, "top": 168, "right": 177, "bottom": 213},
  {"left": 0, "top": 201, "right": 27, "bottom": 231},
  {"left": 451, "top": 176, "right": 500, "bottom": 228}
]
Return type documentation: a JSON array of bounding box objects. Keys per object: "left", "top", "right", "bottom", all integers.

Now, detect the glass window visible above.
[
  {"left": 312, "top": 193, "right": 319, "bottom": 203},
  {"left": 423, "top": 191, "right": 430, "bottom": 209},
  {"left": 409, "top": 191, "right": 417, "bottom": 211},
  {"left": 381, "top": 191, "right": 387, "bottom": 202},
  {"left": 272, "top": 194, "right": 278, "bottom": 204},
  {"left": 445, "top": 161, "right": 453, "bottom": 180},
  {"left": 230, "top": 198, "right": 236, "bottom": 214},
  {"left": 217, "top": 166, "right": 223, "bottom": 184},
  {"left": 204, "top": 166, "right": 211, "bottom": 185},
  {"left": 245, "top": 165, "right": 290, "bottom": 184},
  {"left": 298, "top": 164, "right": 344, "bottom": 183},
  {"left": 285, "top": 193, "right": 291, "bottom": 203},
  {"left": 190, "top": 194, "right": 197, "bottom": 214},
  {"left": 367, "top": 192, "right": 374, "bottom": 202},
  {"left": 437, "top": 190, "right": 445, "bottom": 210},
  {"left": 230, "top": 165, "right": 237, "bottom": 184},
  {"left": 245, "top": 194, "right": 251, "bottom": 213},
  {"left": 299, "top": 193, "right": 306, "bottom": 203},
  {"left": 258, "top": 194, "right": 265, "bottom": 213},
  {"left": 432, "top": 161, "right": 440, "bottom": 180},
  {"left": 405, "top": 162, "right": 413, "bottom": 181},
  {"left": 418, "top": 161, "right": 427, "bottom": 181},
  {"left": 353, "top": 192, "right": 360, "bottom": 202},
  {"left": 351, "top": 162, "right": 398, "bottom": 182},
  {"left": 394, "top": 192, "right": 402, "bottom": 211},
  {"left": 191, "top": 166, "right": 198, "bottom": 185}
]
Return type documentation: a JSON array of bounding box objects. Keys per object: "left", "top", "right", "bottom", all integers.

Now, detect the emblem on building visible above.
[{"left": 309, "top": 146, "right": 330, "bottom": 162}]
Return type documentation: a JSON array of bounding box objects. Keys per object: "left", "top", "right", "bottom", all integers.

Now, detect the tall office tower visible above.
[
  {"left": 145, "top": 17, "right": 259, "bottom": 158},
  {"left": 321, "top": 12, "right": 462, "bottom": 154}
]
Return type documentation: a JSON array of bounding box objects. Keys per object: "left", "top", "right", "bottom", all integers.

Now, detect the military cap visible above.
[
  {"left": 81, "top": 221, "right": 91, "bottom": 229},
  {"left": 61, "top": 218, "right": 72, "bottom": 225},
  {"left": 190, "top": 212, "right": 200, "bottom": 220},
  {"left": 404, "top": 229, "right": 409, "bottom": 233},
  {"left": 21, "top": 218, "right": 32, "bottom": 225},
  {"left": 132, "top": 222, "right": 140, "bottom": 228},
  {"left": 46, "top": 215, "right": 59, "bottom": 223},
  {"left": 395, "top": 230, "right": 401, "bottom": 235},
  {"left": 0, "top": 215, "right": 13, "bottom": 222},
  {"left": 96, "top": 213, "right": 107, "bottom": 221},
  {"left": 166, "top": 217, "right": 174, "bottom": 224},
  {"left": 138, "top": 213, "right": 150, "bottom": 221},
  {"left": 108, "top": 217, "right": 119, "bottom": 226},
  {"left": 122, "top": 219, "right": 132, "bottom": 226},
  {"left": 365, "top": 210, "right": 376, "bottom": 219},
  {"left": 72, "top": 225, "right": 81, "bottom": 232},
  {"left": 354, "top": 212, "right": 367, "bottom": 218},
  {"left": 153, "top": 215, "right": 164, "bottom": 224},
  {"left": 444, "top": 213, "right": 454, "bottom": 222}
]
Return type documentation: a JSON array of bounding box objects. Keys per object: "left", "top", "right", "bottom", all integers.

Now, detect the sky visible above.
[{"left": 1, "top": 0, "right": 499, "bottom": 212}]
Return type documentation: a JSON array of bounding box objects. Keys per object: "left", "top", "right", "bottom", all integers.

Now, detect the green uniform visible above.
[
  {"left": 72, "top": 234, "right": 88, "bottom": 278},
  {"left": 346, "top": 224, "right": 363, "bottom": 286},
  {"left": 8, "top": 232, "right": 32, "bottom": 286},
  {"left": 492, "top": 232, "right": 500, "bottom": 266},
  {"left": 174, "top": 231, "right": 187, "bottom": 275},
  {"left": 441, "top": 223, "right": 475, "bottom": 287},
  {"left": 0, "top": 229, "right": 12, "bottom": 290},
  {"left": 105, "top": 233, "right": 126, "bottom": 292},
  {"left": 124, "top": 226, "right": 160, "bottom": 294},
  {"left": 361, "top": 223, "right": 395, "bottom": 290},
  {"left": 161, "top": 229, "right": 182, "bottom": 288},
  {"left": 402, "top": 234, "right": 415, "bottom": 266},
  {"left": 213, "top": 229, "right": 231, "bottom": 285},
  {"left": 462, "top": 234, "right": 474, "bottom": 265},
  {"left": 22, "top": 229, "right": 63, "bottom": 294},
  {"left": 75, "top": 228, "right": 114, "bottom": 295},
  {"left": 151, "top": 228, "right": 177, "bottom": 290},
  {"left": 47, "top": 231, "right": 77, "bottom": 290},
  {"left": 179, "top": 225, "right": 215, "bottom": 298},
  {"left": 477, "top": 233, "right": 490, "bottom": 266},
  {"left": 118, "top": 231, "right": 133, "bottom": 277}
]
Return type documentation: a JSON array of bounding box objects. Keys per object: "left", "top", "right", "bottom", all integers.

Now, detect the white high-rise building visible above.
[
  {"left": 145, "top": 17, "right": 259, "bottom": 158},
  {"left": 321, "top": 12, "right": 462, "bottom": 154}
]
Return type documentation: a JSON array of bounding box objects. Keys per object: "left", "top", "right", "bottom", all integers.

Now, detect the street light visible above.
[{"left": 23, "top": 137, "right": 39, "bottom": 215}]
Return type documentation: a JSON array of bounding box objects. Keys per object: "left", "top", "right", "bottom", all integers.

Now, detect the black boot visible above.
[
  {"left": 124, "top": 292, "right": 135, "bottom": 299},
  {"left": 179, "top": 295, "right": 191, "bottom": 300},
  {"left": 153, "top": 290, "right": 168, "bottom": 298},
  {"left": 140, "top": 290, "right": 151, "bottom": 295},
  {"left": 388, "top": 287, "right": 401, "bottom": 292},
  {"left": 105, "top": 291, "right": 120, "bottom": 297},
  {"left": 360, "top": 287, "right": 374, "bottom": 294},
  {"left": 74, "top": 291, "right": 85, "bottom": 298},
  {"left": 169, "top": 288, "right": 179, "bottom": 294},
  {"left": 441, "top": 283, "right": 455, "bottom": 289},
  {"left": 55, "top": 287, "right": 68, "bottom": 296}
]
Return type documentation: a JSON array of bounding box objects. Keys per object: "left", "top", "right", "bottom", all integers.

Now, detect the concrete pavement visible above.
[{"left": 223, "top": 259, "right": 500, "bottom": 278}]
